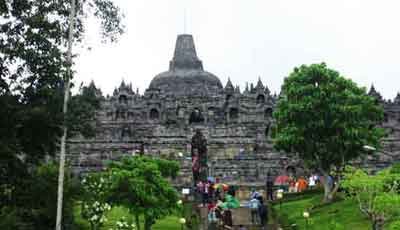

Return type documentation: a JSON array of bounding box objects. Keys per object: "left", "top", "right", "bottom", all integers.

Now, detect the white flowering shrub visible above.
[
  {"left": 82, "top": 174, "right": 112, "bottom": 199},
  {"left": 109, "top": 216, "right": 136, "bottom": 230},
  {"left": 82, "top": 201, "right": 111, "bottom": 230},
  {"left": 81, "top": 173, "right": 112, "bottom": 230}
]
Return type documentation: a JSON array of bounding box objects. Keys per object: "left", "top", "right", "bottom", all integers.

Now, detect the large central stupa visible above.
[{"left": 149, "top": 34, "right": 223, "bottom": 97}]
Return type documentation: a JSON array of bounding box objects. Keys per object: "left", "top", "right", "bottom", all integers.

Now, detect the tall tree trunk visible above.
[
  {"left": 372, "top": 221, "right": 384, "bottom": 230},
  {"left": 55, "top": 0, "right": 76, "bottom": 229},
  {"left": 321, "top": 170, "right": 341, "bottom": 203},
  {"left": 135, "top": 214, "right": 141, "bottom": 230},
  {"left": 321, "top": 171, "right": 333, "bottom": 203},
  {"left": 144, "top": 213, "right": 153, "bottom": 230},
  {"left": 322, "top": 180, "right": 331, "bottom": 203}
]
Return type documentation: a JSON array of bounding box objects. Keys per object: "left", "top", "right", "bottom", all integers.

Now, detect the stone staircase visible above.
[{"left": 198, "top": 206, "right": 278, "bottom": 230}]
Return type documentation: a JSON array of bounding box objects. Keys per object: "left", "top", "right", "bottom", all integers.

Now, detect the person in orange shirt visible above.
[{"left": 297, "top": 177, "right": 308, "bottom": 192}]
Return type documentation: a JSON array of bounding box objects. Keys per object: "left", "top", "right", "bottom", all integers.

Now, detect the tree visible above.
[
  {"left": 108, "top": 156, "right": 180, "bottom": 230},
  {"left": 272, "top": 63, "right": 385, "bottom": 202},
  {"left": 342, "top": 167, "right": 400, "bottom": 230},
  {"left": 0, "top": 82, "right": 100, "bottom": 229},
  {"left": 0, "top": 0, "right": 123, "bottom": 228},
  {"left": 0, "top": 0, "right": 123, "bottom": 165},
  {"left": 0, "top": 161, "right": 79, "bottom": 230},
  {"left": 67, "top": 81, "right": 103, "bottom": 138},
  {"left": 28, "top": 162, "right": 79, "bottom": 230}
]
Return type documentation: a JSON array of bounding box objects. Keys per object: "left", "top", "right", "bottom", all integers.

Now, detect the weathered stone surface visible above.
[
  {"left": 149, "top": 34, "right": 222, "bottom": 97},
  {"left": 68, "top": 34, "right": 400, "bottom": 185}
]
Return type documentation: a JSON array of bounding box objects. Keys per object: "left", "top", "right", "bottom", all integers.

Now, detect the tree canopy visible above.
[
  {"left": 0, "top": 0, "right": 123, "bottom": 159},
  {"left": 107, "top": 156, "right": 180, "bottom": 230},
  {"left": 0, "top": 0, "right": 123, "bottom": 227},
  {"left": 272, "top": 63, "right": 385, "bottom": 202},
  {"left": 0, "top": 0, "right": 123, "bottom": 173}
]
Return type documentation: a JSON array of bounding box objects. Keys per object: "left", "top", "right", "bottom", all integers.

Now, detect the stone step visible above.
[{"left": 198, "top": 206, "right": 278, "bottom": 230}]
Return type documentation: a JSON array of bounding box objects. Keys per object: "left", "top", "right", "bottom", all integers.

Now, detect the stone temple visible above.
[{"left": 68, "top": 34, "right": 400, "bottom": 185}]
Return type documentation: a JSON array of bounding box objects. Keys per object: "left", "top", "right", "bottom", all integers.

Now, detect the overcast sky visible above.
[{"left": 75, "top": 0, "right": 400, "bottom": 99}]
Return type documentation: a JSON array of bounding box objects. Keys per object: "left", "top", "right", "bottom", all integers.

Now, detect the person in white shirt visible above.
[
  {"left": 249, "top": 197, "right": 260, "bottom": 224},
  {"left": 309, "top": 175, "right": 316, "bottom": 189}
]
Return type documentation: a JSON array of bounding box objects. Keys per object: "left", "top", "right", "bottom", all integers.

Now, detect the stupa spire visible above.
[
  {"left": 256, "top": 77, "right": 264, "bottom": 90},
  {"left": 368, "top": 84, "right": 383, "bottom": 102},
  {"left": 169, "top": 34, "right": 203, "bottom": 71},
  {"left": 225, "top": 77, "right": 234, "bottom": 90}
]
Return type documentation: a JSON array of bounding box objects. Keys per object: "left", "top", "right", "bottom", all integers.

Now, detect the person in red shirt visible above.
[{"left": 288, "top": 177, "right": 297, "bottom": 193}]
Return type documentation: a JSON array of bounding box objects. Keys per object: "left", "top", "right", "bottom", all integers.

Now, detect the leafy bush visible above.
[
  {"left": 0, "top": 162, "right": 79, "bottom": 230},
  {"left": 0, "top": 207, "right": 20, "bottom": 230},
  {"left": 390, "top": 220, "right": 400, "bottom": 230},
  {"left": 342, "top": 167, "right": 400, "bottom": 230}
]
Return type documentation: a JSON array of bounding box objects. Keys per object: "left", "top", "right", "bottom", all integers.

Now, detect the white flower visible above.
[
  {"left": 91, "top": 215, "right": 98, "bottom": 221},
  {"left": 179, "top": 218, "right": 186, "bottom": 224}
]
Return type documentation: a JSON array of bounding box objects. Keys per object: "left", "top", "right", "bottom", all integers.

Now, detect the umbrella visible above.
[
  {"left": 213, "top": 183, "right": 229, "bottom": 191},
  {"left": 274, "top": 175, "right": 290, "bottom": 185}
]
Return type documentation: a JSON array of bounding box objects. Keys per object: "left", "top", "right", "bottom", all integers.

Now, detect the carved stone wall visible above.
[{"left": 67, "top": 35, "right": 400, "bottom": 185}]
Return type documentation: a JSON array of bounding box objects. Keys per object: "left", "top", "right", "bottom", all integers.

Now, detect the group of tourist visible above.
[
  {"left": 273, "top": 173, "right": 335, "bottom": 194},
  {"left": 192, "top": 172, "right": 334, "bottom": 229},
  {"left": 196, "top": 179, "right": 240, "bottom": 229},
  {"left": 196, "top": 179, "right": 230, "bottom": 206},
  {"left": 287, "top": 176, "right": 309, "bottom": 193}
]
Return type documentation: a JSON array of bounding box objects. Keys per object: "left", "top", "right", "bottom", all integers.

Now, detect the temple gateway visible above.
[{"left": 68, "top": 34, "right": 400, "bottom": 185}]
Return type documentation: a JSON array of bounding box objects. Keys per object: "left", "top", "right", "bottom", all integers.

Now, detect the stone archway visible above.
[
  {"left": 191, "top": 129, "right": 208, "bottom": 185},
  {"left": 149, "top": 108, "right": 160, "bottom": 120},
  {"left": 189, "top": 108, "right": 205, "bottom": 124},
  {"left": 256, "top": 94, "right": 265, "bottom": 104},
  {"left": 229, "top": 108, "right": 239, "bottom": 121},
  {"left": 119, "top": 94, "right": 128, "bottom": 104},
  {"left": 264, "top": 107, "right": 273, "bottom": 119}
]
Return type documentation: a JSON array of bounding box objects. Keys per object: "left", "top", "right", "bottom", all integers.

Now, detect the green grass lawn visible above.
[
  {"left": 74, "top": 203, "right": 184, "bottom": 230},
  {"left": 273, "top": 193, "right": 371, "bottom": 230}
]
